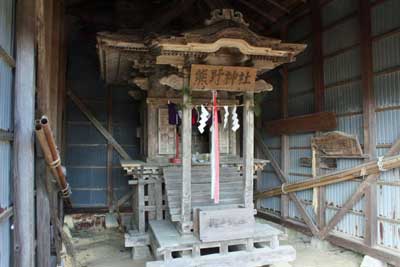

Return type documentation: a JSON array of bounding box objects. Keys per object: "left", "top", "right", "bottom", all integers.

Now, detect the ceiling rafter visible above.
[
  {"left": 264, "top": 0, "right": 290, "bottom": 13},
  {"left": 238, "top": 0, "right": 277, "bottom": 22}
]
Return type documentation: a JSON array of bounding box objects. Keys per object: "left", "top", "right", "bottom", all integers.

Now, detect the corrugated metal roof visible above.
[
  {"left": 325, "top": 81, "right": 362, "bottom": 114},
  {"left": 376, "top": 110, "right": 400, "bottom": 145},
  {"left": 371, "top": 0, "right": 400, "bottom": 37},
  {"left": 324, "top": 47, "right": 361, "bottom": 85},
  {"left": 326, "top": 209, "right": 365, "bottom": 238},
  {"left": 321, "top": 0, "right": 358, "bottom": 27},
  {"left": 372, "top": 34, "right": 400, "bottom": 72},
  {"left": 323, "top": 17, "right": 360, "bottom": 56},
  {"left": 288, "top": 65, "right": 313, "bottom": 96},
  {"left": 288, "top": 92, "right": 315, "bottom": 116},
  {"left": 374, "top": 71, "right": 400, "bottom": 108},
  {"left": 336, "top": 114, "right": 364, "bottom": 144}
]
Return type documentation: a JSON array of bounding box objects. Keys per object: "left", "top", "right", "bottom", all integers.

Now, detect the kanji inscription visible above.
[{"left": 190, "top": 64, "right": 257, "bottom": 91}]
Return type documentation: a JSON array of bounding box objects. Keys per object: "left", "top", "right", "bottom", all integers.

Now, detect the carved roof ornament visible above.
[
  {"left": 96, "top": 9, "right": 307, "bottom": 91},
  {"left": 205, "top": 9, "right": 249, "bottom": 27}
]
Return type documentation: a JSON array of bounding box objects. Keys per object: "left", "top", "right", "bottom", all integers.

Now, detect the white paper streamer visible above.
[
  {"left": 223, "top": 106, "right": 229, "bottom": 129},
  {"left": 198, "top": 105, "right": 209, "bottom": 133},
  {"left": 231, "top": 105, "right": 240, "bottom": 132}
]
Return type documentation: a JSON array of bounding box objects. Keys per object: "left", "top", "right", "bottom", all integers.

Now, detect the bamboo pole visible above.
[
  {"left": 35, "top": 116, "right": 72, "bottom": 206},
  {"left": 256, "top": 154, "right": 400, "bottom": 199}
]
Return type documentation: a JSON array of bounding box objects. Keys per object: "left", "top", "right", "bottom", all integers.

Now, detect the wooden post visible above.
[
  {"left": 180, "top": 67, "right": 192, "bottom": 233},
  {"left": 14, "top": 0, "right": 36, "bottom": 265},
  {"left": 311, "top": 0, "right": 326, "bottom": 229},
  {"left": 243, "top": 92, "right": 255, "bottom": 209},
  {"left": 107, "top": 86, "right": 114, "bottom": 211},
  {"left": 280, "top": 25, "right": 290, "bottom": 219},
  {"left": 36, "top": 155, "right": 51, "bottom": 267},
  {"left": 359, "top": 0, "right": 377, "bottom": 247}
]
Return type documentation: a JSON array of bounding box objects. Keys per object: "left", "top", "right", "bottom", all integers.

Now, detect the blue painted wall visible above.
[{"left": 65, "top": 22, "right": 141, "bottom": 208}]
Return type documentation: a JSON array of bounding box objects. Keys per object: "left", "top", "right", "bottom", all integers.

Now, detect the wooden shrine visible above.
[{"left": 97, "top": 9, "right": 306, "bottom": 267}]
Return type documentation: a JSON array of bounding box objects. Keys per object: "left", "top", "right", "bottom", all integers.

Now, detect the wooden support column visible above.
[
  {"left": 36, "top": 155, "right": 51, "bottom": 267},
  {"left": 311, "top": 0, "right": 326, "bottom": 229},
  {"left": 107, "top": 86, "right": 114, "bottom": 211},
  {"left": 14, "top": 0, "right": 36, "bottom": 265},
  {"left": 280, "top": 25, "right": 290, "bottom": 219},
  {"left": 180, "top": 67, "right": 192, "bottom": 233},
  {"left": 244, "top": 92, "right": 255, "bottom": 209},
  {"left": 359, "top": 0, "right": 377, "bottom": 247}
]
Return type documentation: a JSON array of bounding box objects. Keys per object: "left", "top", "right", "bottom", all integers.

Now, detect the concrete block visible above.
[
  {"left": 132, "top": 245, "right": 152, "bottom": 261},
  {"left": 310, "top": 237, "right": 335, "bottom": 251},
  {"left": 105, "top": 213, "right": 119, "bottom": 229},
  {"left": 360, "top": 255, "right": 387, "bottom": 267}
]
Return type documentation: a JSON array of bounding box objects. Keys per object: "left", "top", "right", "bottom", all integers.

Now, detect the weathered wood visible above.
[
  {"left": 133, "top": 170, "right": 146, "bottom": 233},
  {"left": 243, "top": 92, "right": 254, "bottom": 209},
  {"left": 255, "top": 131, "right": 320, "bottom": 237},
  {"left": 14, "top": 0, "right": 36, "bottom": 264},
  {"left": 0, "top": 207, "right": 13, "bottom": 224},
  {"left": 311, "top": 0, "right": 324, "bottom": 113},
  {"left": 265, "top": 112, "right": 337, "bottom": 136},
  {"left": 257, "top": 154, "right": 400, "bottom": 198},
  {"left": 320, "top": 136, "right": 400, "bottom": 240},
  {"left": 198, "top": 208, "right": 255, "bottom": 242},
  {"left": 36, "top": 157, "right": 51, "bottom": 267},
  {"left": 0, "top": 44, "right": 16, "bottom": 68},
  {"left": 312, "top": 132, "right": 363, "bottom": 158},
  {"left": 147, "top": 104, "right": 158, "bottom": 159},
  {"left": 106, "top": 87, "right": 114, "bottom": 210},
  {"left": 300, "top": 157, "right": 337, "bottom": 169},
  {"left": 180, "top": 68, "right": 192, "bottom": 233},
  {"left": 147, "top": 245, "right": 295, "bottom": 267},
  {"left": 190, "top": 65, "right": 257, "bottom": 92},
  {"left": 359, "top": 0, "right": 377, "bottom": 248},
  {"left": 68, "top": 91, "right": 131, "bottom": 160},
  {"left": 113, "top": 191, "right": 133, "bottom": 211}
]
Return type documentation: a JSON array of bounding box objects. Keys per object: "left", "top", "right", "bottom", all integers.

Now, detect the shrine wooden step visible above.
[
  {"left": 163, "top": 166, "right": 245, "bottom": 222},
  {"left": 147, "top": 220, "right": 294, "bottom": 267}
]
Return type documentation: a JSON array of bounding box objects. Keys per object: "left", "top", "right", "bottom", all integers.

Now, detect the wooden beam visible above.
[
  {"left": 359, "top": 0, "right": 377, "bottom": 248},
  {"left": 68, "top": 91, "right": 132, "bottom": 160},
  {"left": 256, "top": 154, "right": 400, "bottom": 198},
  {"left": 180, "top": 68, "right": 192, "bottom": 233},
  {"left": 107, "top": 87, "right": 114, "bottom": 211},
  {"left": 280, "top": 25, "right": 290, "bottom": 219},
  {"left": 14, "top": 0, "right": 36, "bottom": 264},
  {"left": 0, "top": 207, "right": 13, "bottom": 224},
  {"left": 238, "top": 0, "right": 277, "bottom": 22},
  {"left": 243, "top": 92, "right": 255, "bottom": 208},
  {"left": 265, "top": 112, "right": 337, "bottom": 136},
  {"left": 0, "top": 45, "right": 16, "bottom": 68},
  {"left": 255, "top": 131, "right": 320, "bottom": 237},
  {"left": 311, "top": 0, "right": 324, "bottom": 112},
  {"left": 36, "top": 157, "right": 51, "bottom": 267},
  {"left": 264, "top": 0, "right": 290, "bottom": 13}
]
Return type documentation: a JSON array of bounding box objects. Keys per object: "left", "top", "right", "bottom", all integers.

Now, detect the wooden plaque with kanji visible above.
[{"left": 190, "top": 64, "right": 257, "bottom": 91}]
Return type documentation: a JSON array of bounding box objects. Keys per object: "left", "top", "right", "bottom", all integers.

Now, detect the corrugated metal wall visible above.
[
  {"left": 261, "top": 0, "right": 400, "bottom": 250},
  {"left": 371, "top": 0, "right": 400, "bottom": 250},
  {"left": 65, "top": 24, "right": 140, "bottom": 208},
  {"left": 0, "top": 0, "right": 14, "bottom": 266}
]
